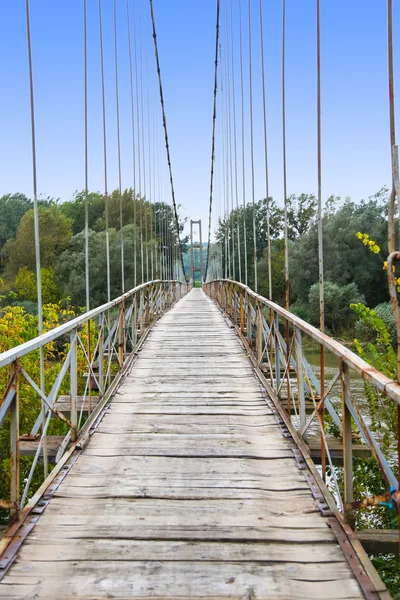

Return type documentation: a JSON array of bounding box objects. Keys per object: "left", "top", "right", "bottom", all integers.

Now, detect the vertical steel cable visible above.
[
  {"left": 126, "top": 0, "right": 137, "bottom": 287},
  {"left": 220, "top": 62, "right": 229, "bottom": 279},
  {"left": 153, "top": 100, "right": 158, "bottom": 278},
  {"left": 388, "top": 0, "right": 397, "bottom": 256},
  {"left": 282, "top": 0, "right": 289, "bottom": 310},
  {"left": 84, "top": 0, "right": 90, "bottom": 310},
  {"left": 149, "top": 0, "right": 187, "bottom": 281},
  {"left": 238, "top": 0, "right": 248, "bottom": 285},
  {"left": 317, "top": 0, "right": 324, "bottom": 332},
  {"left": 206, "top": 0, "right": 220, "bottom": 282},
  {"left": 98, "top": 0, "right": 111, "bottom": 302},
  {"left": 225, "top": 1, "right": 235, "bottom": 280},
  {"left": 316, "top": 0, "right": 326, "bottom": 482},
  {"left": 25, "top": 0, "right": 47, "bottom": 477},
  {"left": 230, "top": 0, "right": 241, "bottom": 283},
  {"left": 147, "top": 64, "right": 154, "bottom": 281},
  {"left": 133, "top": 1, "right": 144, "bottom": 284},
  {"left": 247, "top": 0, "right": 258, "bottom": 292},
  {"left": 259, "top": 0, "right": 272, "bottom": 299},
  {"left": 140, "top": 24, "right": 149, "bottom": 281},
  {"left": 387, "top": 0, "right": 400, "bottom": 506},
  {"left": 114, "top": 0, "right": 124, "bottom": 293}
]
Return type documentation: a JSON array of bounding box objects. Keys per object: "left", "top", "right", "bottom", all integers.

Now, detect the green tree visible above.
[
  {"left": 308, "top": 281, "right": 364, "bottom": 333},
  {"left": 15, "top": 266, "right": 61, "bottom": 304},
  {"left": 0, "top": 193, "right": 32, "bottom": 255},
  {"left": 290, "top": 197, "right": 388, "bottom": 306},
  {"left": 60, "top": 191, "right": 105, "bottom": 235},
  {"left": 3, "top": 206, "right": 72, "bottom": 278}
]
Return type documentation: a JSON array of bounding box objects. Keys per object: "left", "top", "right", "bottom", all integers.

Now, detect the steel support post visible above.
[
  {"left": 9, "top": 363, "right": 20, "bottom": 524},
  {"left": 118, "top": 302, "right": 125, "bottom": 367},
  {"left": 240, "top": 290, "right": 245, "bottom": 334},
  {"left": 295, "top": 327, "right": 306, "bottom": 435},
  {"left": 246, "top": 294, "right": 252, "bottom": 345},
  {"left": 256, "top": 301, "right": 263, "bottom": 365},
  {"left": 98, "top": 314, "right": 104, "bottom": 397},
  {"left": 70, "top": 329, "right": 78, "bottom": 442},
  {"left": 341, "top": 361, "right": 353, "bottom": 512},
  {"left": 274, "top": 312, "right": 281, "bottom": 394}
]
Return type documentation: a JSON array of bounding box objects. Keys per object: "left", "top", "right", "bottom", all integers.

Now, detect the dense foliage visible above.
[{"left": 0, "top": 189, "right": 186, "bottom": 311}]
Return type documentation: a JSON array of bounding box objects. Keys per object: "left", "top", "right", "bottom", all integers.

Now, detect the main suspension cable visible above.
[{"left": 149, "top": 0, "right": 186, "bottom": 282}]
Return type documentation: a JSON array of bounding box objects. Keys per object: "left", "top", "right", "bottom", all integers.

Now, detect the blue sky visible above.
[{"left": 0, "top": 1, "right": 398, "bottom": 240}]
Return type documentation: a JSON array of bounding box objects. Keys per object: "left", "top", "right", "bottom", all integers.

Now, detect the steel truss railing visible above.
[
  {"left": 204, "top": 279, "right": 400, "bottom": 520},
  {"left": 0, "top": 280, "right": 188, "bottom": 524}
]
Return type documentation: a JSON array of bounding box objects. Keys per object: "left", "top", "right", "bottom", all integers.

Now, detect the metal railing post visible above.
[
  {"left": 341, "top": 361, "right": 353, "bottom": 512},
  {"left": 246, "top": 293, "right": 252, "bottom": 345},
  {"left": 9, "top": 362, "right": 20, "bottom": 524},
  {"left": 118, "top": 301, "right": 125, "bottom": 367},
  {"left": 256, "top": 301, "right": 263, "bottom": 364},
  {"left": 295, "top": 327, "right": 306, "bottom": 435},
  {"left": 70, "top": 329, "right": 78, "bottom": 442},
  {"left": 274, "top": 312, "right": 281, "bottom": 394},
  {"left": 240, "top": 290, "right": 244, "bottom": 334},
  {"left": 98, "top": 314, "right": 104, "bottom": 396}
]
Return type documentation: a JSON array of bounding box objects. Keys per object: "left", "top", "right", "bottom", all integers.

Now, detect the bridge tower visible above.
[{"left": 189, "top": 219, "right": 204, "bottom": 285}]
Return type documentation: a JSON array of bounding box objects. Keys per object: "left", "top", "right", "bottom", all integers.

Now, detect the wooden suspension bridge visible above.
[
  {"left": 0, "top": 282, "right": 398, "bottom": 599},
  {"left": 0, "top": 0, "right": 399, "bottom": 597}
]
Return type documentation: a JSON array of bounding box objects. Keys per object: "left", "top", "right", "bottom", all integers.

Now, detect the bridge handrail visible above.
[
  {"left": 212, "top": 279, "right": 400, "bottom": 406},
  {"left": 205, "top": 279, "right": 400, "bottom": 517},
  {"left": 0, "top": 280, "right": 178, "bottom": 370},
  {"left": 0, "top": 279, "right": 189, "bottom": 524}
]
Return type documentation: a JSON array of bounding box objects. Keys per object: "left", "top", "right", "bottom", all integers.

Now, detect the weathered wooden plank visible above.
[
  {"left": 107, "top": 405, "right": 273, "bottom": 416},
  {"left": 54, "top": 485, "right": 311, "bottom": 500},
  {"left": 29, "top": 523, "right": 338, "bottom": 543},
  {"left": 18, "top": 539, "right": 345, "bottom": 563},
  {"left": 43, "top": 496, "right": 320, "bottom": 517},
  {"left": 68, "top": 455, "right": 315, "bottom": 477},
  {"left": 1, "top": 562, "right": 362, "bottom": 599}
]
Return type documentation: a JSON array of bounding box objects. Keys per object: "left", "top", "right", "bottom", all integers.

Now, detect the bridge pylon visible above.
[{"left": 189, "top": 219, "right": 204, "bottom": 285}]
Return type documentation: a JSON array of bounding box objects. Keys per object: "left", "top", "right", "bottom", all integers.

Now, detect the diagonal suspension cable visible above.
[
  {"left": 149, "top": 0, "right": 186, "bottom": 282},
  {"left": 205, "top": 0, "right": 221, "bottom": 282}
]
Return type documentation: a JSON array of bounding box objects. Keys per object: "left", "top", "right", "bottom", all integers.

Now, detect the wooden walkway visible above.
[{"left": 1, "top": 289, "right": 367, "bottom": 598}]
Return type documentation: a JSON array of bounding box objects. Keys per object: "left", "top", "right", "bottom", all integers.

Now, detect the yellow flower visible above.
[
  {"left": 383, "top": 261, "right": 388, "bottom": 270},
  {"left": 356, "top": 232, "right": 363, "bottom": 239},
  {"left": 372, "top": 245, "right": 380, "bottom": 254}
]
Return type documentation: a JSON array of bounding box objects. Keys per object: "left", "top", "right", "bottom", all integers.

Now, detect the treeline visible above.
[
  {"left": 0, "top": 190, "right": 184, "bottom": 310},
  {"left": 216, "top": 187, "right": 392, "bottom": 335}
]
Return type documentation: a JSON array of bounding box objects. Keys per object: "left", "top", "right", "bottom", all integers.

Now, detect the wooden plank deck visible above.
[{"left": 0, "top": 289, "right": 369, "bottom": 598}]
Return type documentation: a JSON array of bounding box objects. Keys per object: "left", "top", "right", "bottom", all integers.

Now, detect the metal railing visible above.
[
  {"left": 0, "top": 280, "right": 188, "bottom": 524},
  {"left": 204, "top": 279, "right": 400, "bottom": 519}
]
